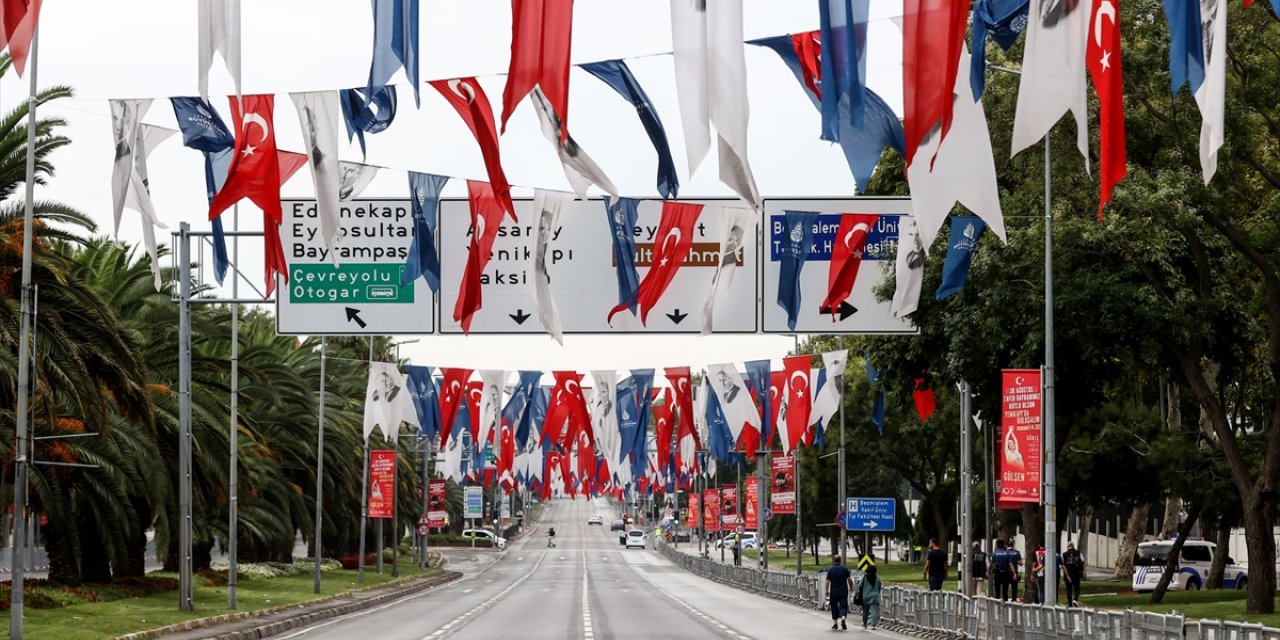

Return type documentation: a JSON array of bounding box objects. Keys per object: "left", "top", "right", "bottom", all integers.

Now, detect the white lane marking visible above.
[
  {"left": 582, "top": 545, "right": 595, "bottom": 640},
  {"left": 419, "top": 548, "right": 553, "bottom": 640},
  {"left": 623, "top": 556, "right": 751, "bottom": 640}
]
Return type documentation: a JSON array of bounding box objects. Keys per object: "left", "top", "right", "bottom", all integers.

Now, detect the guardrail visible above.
[{"left": 657, "top": 542, "right": 1280, "bottom": 640}]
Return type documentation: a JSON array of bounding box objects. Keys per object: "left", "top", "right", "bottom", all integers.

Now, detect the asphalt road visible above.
[{"left": 275, "top": 497, "right": 909, "bottom": 639}]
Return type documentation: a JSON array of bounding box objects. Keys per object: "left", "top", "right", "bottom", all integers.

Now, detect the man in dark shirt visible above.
[
  {"left": 924, "top": 538, "right": 947, "bottom": 591},
  {"left": 991, "top": 538, "right": 1014, "bottom": 600},
  {"left": 824, "top": 555, "right": 854, "bottom": 630},
  {"left": 970, "top": 541, "right": 988, "bottom": 595},
  {"left": 1062, "top": 541, "right": 1085, "bottom": 606}
]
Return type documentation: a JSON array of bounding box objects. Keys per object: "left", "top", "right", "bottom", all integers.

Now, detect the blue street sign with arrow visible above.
[{"left": 843, "top": 498, "right": 896, "bottom": 532}]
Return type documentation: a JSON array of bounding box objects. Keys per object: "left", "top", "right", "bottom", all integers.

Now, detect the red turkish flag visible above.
[
  {"left": 260, "top": 150, "right": 310, "bottom": 297},
  {"left": 454, "top": 181, "right": 509, "bottom": 333},
  {"left": 501, "top": 0, "right": 574, "bottom": 142},
  {"left": 913, "top": 377, "right": 937, "bottom": 421},
  {"left": 1087, "top": 0, "right": 1127, "bottom": 220},
  {"left": 902, "top": 0, "right": 972, "bottom": 166},
  {"left": 653, "top": 388, "right": 674, "bottom": 472},
  {"left": 1, "top": 0, "right": 42, "bottom": 77},
  {"left": 544, "top": 371, "right": 591, "bottom": 452},
  {"left": 436, "top": 368, "right": 473, "bottom": 447},
  {"left": 543, "top": 448, "right": 567, "bottom": 500},
  {"left": 822, "top": 213, "right": 880, "bottom": 320},
  {"left": 608, "top": 202, "right": 704, "bottom": 325},
  {"left": 782, "top": 355, "right": 812, "bottom": 454},
  {"left": 466, "top": 380, "right": 484, "bottom": 444},
  {"left": 768, "top": 371, "right": 786, "bottom": 449},
  {"left": 498, "top": 424, "right": 516, "bottom": 491},
  {"left": 429, "top": 78, "right": 516, "bottom": 220},
  {"left": 791, "top": 30, "right": 823, "bottom": 100},
  {"left": 664, "top": 367, "right": 698, "bottom": 449}
]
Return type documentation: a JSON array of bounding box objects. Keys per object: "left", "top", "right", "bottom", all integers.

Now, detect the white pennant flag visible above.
[
  {"left": 669, "top": 0, "right": 760, "bottom": 209},
  {"left": 131, "top": 125, "right": 178, "bottom": 290},
  {"left": 809, "top": 349, "right": 849, "bottom": 434},
  {"left": 1195, "top": 0, "right": 1226, "bottom": 184},
  {"left": 694, "top": 377, "right": 710, "bottom": 449},
  {"left": 291, "top": 91, "right": 343, "bottom": 260},
  {"left": 477, "top": 370, "right": 506, "bottom": 453},
  {"left": 701, "top": 206, "right": 756, "bottom": 335},
  {"left": 908, "top": 47, "right": 1006, "bottom": 249},
  {"left": 339, "top": 162, "right": 379, "bottom": 201},
  {"left": 590, "top": 370, "right": 621, "bottom": 484},
  {"left": 531, "top": 190, "right": 574, "bottom": 344},
  {"left": 110, "top": 99, "right": 152, "bottom": 240},
  {"left": 441, "top": 426, "right": 465, "bottom": 483},
  {"left": 531, "top": 88, "right": 618, "bottom": 198},
  {"left": 363, "top": 362, "right": 419, "bottom": 442},
  {"left": 197, "top": 0, "right": 242, "bottom": 99},
  {"left": 1010, "top": 0, "right": 1090, "bottom": 168},
  {"left": 892, "top": 217, "right": 928, "bottom": 318},
  {"left": 707, "top": 362, "right": 760, "bottom": 445}
]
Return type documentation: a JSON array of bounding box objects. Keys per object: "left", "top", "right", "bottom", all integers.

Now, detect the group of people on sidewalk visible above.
[
  {"left": 933, "top": 537, "right": 1087, "bottom": 606},
  {"left": 822, "top": 554, "right": 882, "bottom": 631}
]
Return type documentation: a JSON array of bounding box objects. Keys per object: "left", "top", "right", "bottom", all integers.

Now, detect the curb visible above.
[{"left": 112, "top": 568, "right": 463, "bottom": 640}]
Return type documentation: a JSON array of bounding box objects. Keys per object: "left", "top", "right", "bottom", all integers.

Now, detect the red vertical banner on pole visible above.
[
  {"left": 688, "top": 491, "right": 701, "bottom": 529},
  {"left": 427, "top": 478, "right": 447, "bottom": 529},
  {"left": 721, "top": 485, "right": 738, "bottom": 528},
  {"left": 744, "top": 477, "right": 759, "bottom": 530},
  {"left": 771, "top": 455, "right": 795, "bottom": 515},
  {"left": 369, "top": 450, "right": 397, "bottom": 519},
  {"left": 998, "top": 369, "right": 1042, "bottom": 508},
  {"left": 703, "top": 489, "right": 721, "bottom": 532}
]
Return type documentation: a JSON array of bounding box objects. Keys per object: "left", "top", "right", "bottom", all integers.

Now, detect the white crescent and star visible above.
[
  {"left": 789, "top": 371, "right": 808, "bottom": 398},
  {"left": 474, "top": 216, "right": 487, "bottom": 243},
  {"left": 1094, "top": 0, "right": 1117, "bottom": 71},
  {"left": 658, "top": 228, "right": 682, "bottom": 267},
  {"left": 448, "top": 78, "right": 476, "bottom": 104},
  {"left": 842, "top": 223, "right": 872, "bottom": 250},
  {"left": 566, "top": 379, "right": 581, "bottom": 395},
  {"left": 1015, "top": 375, "right": 1025, "bottom": 386},
  {"left": 678, "top": 379, "right": 689, "bottom": 395},
  {"left": 240, "top": 112, "right": 270, "bottom": 157}
]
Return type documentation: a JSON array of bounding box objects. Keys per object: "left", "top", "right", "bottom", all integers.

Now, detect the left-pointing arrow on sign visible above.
[{"left": 345, "top": 307, "right": 368, "bottom": 329}]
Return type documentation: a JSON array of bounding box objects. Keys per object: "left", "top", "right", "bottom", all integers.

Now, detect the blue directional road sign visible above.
[{"left": 844, "top": 498, "right": 896, "bottom": 532}]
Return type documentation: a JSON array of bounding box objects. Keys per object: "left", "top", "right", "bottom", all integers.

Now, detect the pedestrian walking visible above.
[
  {"left": 923, "top": 538, "right": 947, "bottom": 591},
  {"left": 858, "top": 565, "right": 883, "bottom": 630},
  {"left": 546, "top": 527, "right": 556, "bottom": 548},
  {"left": 991, "top": 539, "right": 1014, "bottom": 601},
  {"left": 1008, "top": 539, "right": 1023, "bottom": 602},
  {"left": 970, "top": 541, "right": 988, "bottom": 595},
  {"left": 824, "top": 554, "right": 854, "bottom": 630},
  {"left": 731, "top": 531, "right": 741, "bottom": 566},
  {"left": 1033, "top": 544, "right": 1046, "bottom": 604},
  {"left": 1062, "top": 541, "right": 1085, "bottom": 606}
]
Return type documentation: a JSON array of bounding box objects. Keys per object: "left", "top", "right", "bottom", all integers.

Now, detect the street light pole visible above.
[
  {"left": 313, "top": 338, "right": 327, "bottom": 594},
  {"left": 1043, "top": 133, "right": 1060, "bottom": 607}
]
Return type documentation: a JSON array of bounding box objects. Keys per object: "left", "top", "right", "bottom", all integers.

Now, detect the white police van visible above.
[{"left": 1131, "top": 540, "right": 1246, "bottom": 592}]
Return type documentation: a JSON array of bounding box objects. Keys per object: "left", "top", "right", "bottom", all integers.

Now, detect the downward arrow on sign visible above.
[
  {"left": 666, "top": 309, "right": 688, "bottom": 325},
  {"left": 509, "top": 309, "right": 531, "bottom": 325}
]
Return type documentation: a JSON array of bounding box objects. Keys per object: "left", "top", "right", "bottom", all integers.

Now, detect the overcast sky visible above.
[{"left": 0, "top": 1, "right": 908, "bottom": 374}]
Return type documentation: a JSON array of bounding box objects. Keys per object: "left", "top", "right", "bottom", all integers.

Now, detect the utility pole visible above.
[
  {"left": 960, "top": 381, "right": 973, "bottom": 596},
  {"left": 1043, "top": 133, "right": 1060, "bottom": 608},
  {"left": 313, "top": 338, "right": 327, "bottom": 593},
  {"left": 228, "top": 205, "right": 240, "bottom": 609},
  {"left": 795, "top": 451, "right": 803, "bottom": 576}
]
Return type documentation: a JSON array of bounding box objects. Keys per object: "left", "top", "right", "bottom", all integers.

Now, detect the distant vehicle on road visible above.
[
  {"left": 718, "top": 532, "right": 757, "bottom": 549},
  {"left": 460, "top": 528, "right": 507, "bottom": 549},
  {"left": 610, "top": 520, "right": 626, "bottom": 531},
  {"left": 588, "top": 515, "right": 604, "bottom": 525},
  {"left": 674, "top": 530, "right": 691, "bottom": 543},
  {"left": 1132, "top": 540, "right": 1246, "bottom": 592},
  {"left": 625, "top": 529, "right": 647, "bottom": 549}
]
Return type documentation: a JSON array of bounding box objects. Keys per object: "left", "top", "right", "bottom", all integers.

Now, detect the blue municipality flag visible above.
[
  {"left": 863, "top": 352, "right": 885, "bottom": 435},
  {"left": 402, "top": 172, "right": 449, "bottom": 290},
  {"left": 581, "top": 60, "right": 679, "bottom": 199},
  {"left": 406, "top": 365, "right": 441, "bottom": 439},
  {"left": 367, "top": 0, "right": 421, "bottom": 107},
  {"left": 744, "top": 359, "right": 772, "bottom": 444},
  {"left": 1164, "top": 0, "right": 1205, "bottom": 95},
  {"left": 170, "top": 97, "right": 235, "bottom": 284},
  {"left": 750, "top": 35, "right": 902, "bottom": 193},
  {"left": 705, "top": 388, "right": 732, "bottom": 462},
  {"left": 970, "top": 0, "right": 1030, "bottom": 99},
  {"left": 812, "top": 368, "right": 828, "bottom": 449},
  {"left": 629, "top": 369, "right": 655, "bottom": 481},
  {"left": 503, "top": 371, "right": 543, "bottom": 448},
  {"left": 777, "top": 211, "right": 818, "bottom": 330},
  {"left": 340, "top": 86, "right": 398, "bottom": 159},
  {"left": 604, "top": 197, "right": 642, "bottom": 315},
  {"left": 936, "top": 217, "right": 987, "bottom": 300},
  {"left": 819, "top": 0, "right": 870, "bottom": 135}
]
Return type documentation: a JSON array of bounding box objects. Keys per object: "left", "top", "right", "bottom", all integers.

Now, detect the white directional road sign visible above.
[
  {"left": 277, "top": 198, "right": 435, "bottom": 335},
  {"left": 844, "top": 497, "right": 896, "bottom": 532},
  {"left": 438, "top": 197, "right": 758, "bottom": 334},
  {"left": 761, "top": 198, "right": 917, "bottom": 334}
]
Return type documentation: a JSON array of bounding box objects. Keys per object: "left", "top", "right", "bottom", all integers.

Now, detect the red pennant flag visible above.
[
  {"left": 437, "top": 368, "right": 473, "bottom": 447},
  {"left": 791, "top": 31, "right": 823, "bottom": 100},
  {"left": 576, "top": 430, "right": 595, "bottom": 496},
  {"left": 653, "top": 388, "right": 674, "bottom": 472},
  {"left": 498, "top": 423, "right": 516, "bottom": 491},
  {"left": 822, "top": 213, "right": 880, "bottom": 320},
  {"left": 1, "top": 0, "right": 43, "bottom": 77},
  {"left": 1086, "top": 0, "right": 1127, "bottom": 220},
  {"left": 609, "top": 202, "right": 704, "bottom": 325},
  {"left": 466, "top": 380, "right": 484, "bottom": 444},
  {"left": 545, "top": 371, "right": 592, "bottom": 452},
  {"left": 454, "top": 181, "right": 509, "bottom": 333},
  {"left": 501, "top": 0, "right": 574, "bottom": 142},
  {"left": 768, "top": 370, "right": 786, "bottom": 449},
  {"left": 429, "top": 78, "right": 516, "bottom": 220},
  {"left": 902, "top": 0, "right": 972, "bottom": 166},
  {"left": 913, "top": 377, "right": 937, "bottom": 421},
  {"left": 665, "top": 366, "right": 698, "bottom": 448},
  {"left": 783, "top": 355, "right": 812, "bottom": 454}
]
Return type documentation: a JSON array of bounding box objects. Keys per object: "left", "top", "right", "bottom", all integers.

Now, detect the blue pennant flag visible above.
[
  {"left": 871, "top": 391, "right": 885, "bottom": 435},
  {"left": 402, "top": 172, "right": 448, "bottom": 290},
  {"left": 456, "top": 411, "right": 474, "bottom": 478},
  {"left": 503, "top": 371, "right": 543, "bottom": 448},
  {"left": 705, "top": 388, "right": 732, "bottom": 462},
  {"left": 777, "top": 211, "right": 818, "bottom": 330},
  {"left": 813, "top": 368, "right": 828, "bottom": 448},
  {"left": 604, "top": 197, "right": 642, "bottom": 315},
  {"left": 367, "top": 0, "right": 421, "bottom": 107},
  {"left": 170, "top": 97, "right": 235, "bottom": 284},
  {"left": 750, "top": 35, "right": 902, "bottom": 193},
  {"left": 936, "top": 217, "right": 987, "bottom": 300},
  {"left": 743, "top": 359, "right": 772, "bottom": 445},
  {"left": 628, "top": 369, "right": 655, "bottom": 481},
  {"left": 1164, "top": 0, "right": 1205, "bottom": 95},
  {"left": 340, "top": 86, "right": 398, "bottom": 159},
  {"left": 532, "top": 387, "right": 551, "bottom": 453},
  {"left": 581, "top": 60, "right": 679, "bottom": 199},
  {"left": 819, "top": 0, "right": 870, "bottom": 136},
  {"left": 970, "top": 0, "right": 1030, "bottom": 99},
  {"left": 405, "top": 365, "right": 441, "bottom": 439}
]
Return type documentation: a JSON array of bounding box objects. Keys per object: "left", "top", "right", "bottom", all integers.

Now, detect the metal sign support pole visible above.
[
  {"left": 960, "top": 380, "right": 973, "bottom": 596},
  {"left": 313, "top": 338, "right": 327, "bottom": 593},
  {"left": 228, "top": 204, "right": 240, "bottom": 610},
  {"left": 1043, "top": 132, "right": 1060, "bottom": 607},
  {"left": 758, "top": 450, "right": 769, "bottom": 570},
  {"left": 795, "top": 451, "right": 803, "bottom": 576},
  {"left": 178, "top": 223, "right": 195, "bottom": 612},
  {"left": 838, "top": 393, "right": 847, "bottom": 563}
]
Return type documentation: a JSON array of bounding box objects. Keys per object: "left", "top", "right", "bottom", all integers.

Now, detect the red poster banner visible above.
[
  {"left": 721, "top": 485, "right": 739, "bottom": 528},
  {"left": 703, "top": 489, "right": 721, "bottom": 532},
  {"left": 771, "top": 455, "right": 796, "bottom": 515},
  {"left": 744, "top": 477, "right": 759, "bottom": 530},
  {"left": 427, "top": 478, "right": 447, "bottom": 529},
  {"left": 688, "top": 491, "right": 700, "bottom": 529},
  {"left": 369, "top": 450, "right": 397, "bottom": 519},
  {"left": 998, "top": 369, "right": 1042, "bottom": 508}
]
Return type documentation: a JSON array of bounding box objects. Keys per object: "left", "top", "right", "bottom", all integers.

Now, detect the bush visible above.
[
  {"left": 426, "top": 533, "right": 493, "bottom": 548},
  {"left": 0, "top": 575, "right": 182, "bottom": 611}
]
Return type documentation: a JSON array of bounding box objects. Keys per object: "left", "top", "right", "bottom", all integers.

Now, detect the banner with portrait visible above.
[
  {"left": 998, "top": 369, "right": 1041, "bottom": 508},
  {"left": 427, "top": 478, "right": 448, "bottom": 529},
  {"left": 770, "top": 454, "right": 795, "bottom": 515},
  {"left": 369, "top": 450, "right": 397, "bottom": 518},
  {"left": 721, "top": 484, "right": 739, "bottom": 528},
  {"left": 703, "top": 488, "right": 721, "bottom": 532},
  {"left": 744, "top": 476, "right": 759, "bottom": 530}
]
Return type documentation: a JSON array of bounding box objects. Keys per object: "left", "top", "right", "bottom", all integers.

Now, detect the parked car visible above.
[
  {"left": 460, "top": 528, "right": 507, "bottom": 549},
  {"left": 610, "top": 520, "right": 626, "bottom": 531},
  {"left": 1132, "top": 540, "right": 1246, "bottom": 592},
  {"left": 674, "top": 530, "right": 692, "bottom": 543},
  {"left": 717, "top": 532, "right": 757, "bottom": 548},
  {"left": 588, "top": 515, "right": 604, "bottom": 525},
  {"left": 625, "top": 529, "right": 647, "bottom": 549}
]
